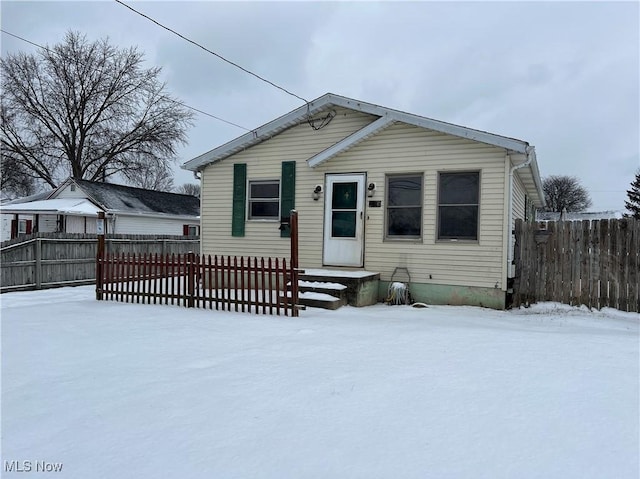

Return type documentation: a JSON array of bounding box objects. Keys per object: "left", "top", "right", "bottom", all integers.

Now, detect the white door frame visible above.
[{"left": 323, "top": 173, "right": 366, "bottom": 267}]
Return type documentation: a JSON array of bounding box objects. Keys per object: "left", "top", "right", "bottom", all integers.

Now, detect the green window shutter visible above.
[
  {"left": 232, "top": 163, "right": 247, "bottom": 237},
  {"left": 280, "top": 161, "right": 296, "bottom": 238}
]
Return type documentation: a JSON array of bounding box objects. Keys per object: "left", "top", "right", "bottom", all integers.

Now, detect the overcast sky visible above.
[{"left": 2, "top": 1, "right": 638, "bottom": 211}]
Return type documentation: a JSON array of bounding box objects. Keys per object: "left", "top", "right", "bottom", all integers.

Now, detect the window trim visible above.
[
  {"left": 247, "top": 179, "right": 280, "bottom": 221},
  {"left": 183, "top": 224, "right": 199, "bottom": 237},
  {"left": 384, "top": 172, "right": 424, "bottom": 241},
  {"left": 437, "top": 170, "right": 481, "bottom": 242}
]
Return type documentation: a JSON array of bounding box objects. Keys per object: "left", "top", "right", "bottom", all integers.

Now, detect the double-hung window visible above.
[
  {"left": 386, "top": 174, "right": 423, "bottom": 239},
  {"left": 248, "top": 180, "right": 280, "bottom": 220},
  {"left": 438, "top": 171, "right": 480, "bottom": 240}
]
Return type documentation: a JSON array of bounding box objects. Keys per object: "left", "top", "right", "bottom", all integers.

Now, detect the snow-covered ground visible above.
[{"left": 2, "top": 286, "right": 638, "bottom": 478}]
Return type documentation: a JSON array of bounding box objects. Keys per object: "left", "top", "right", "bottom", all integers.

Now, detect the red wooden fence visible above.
[
  {"left": 96, "top": 211, "right": 301, "bottom": 316},
  {"left": 96, "top": 252, "right": 300, "bottom": 316}
]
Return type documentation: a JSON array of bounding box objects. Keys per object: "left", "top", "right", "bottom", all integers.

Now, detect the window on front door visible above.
[
  {"left": 385, "top": 174, "right": 423, "bottom": 239},
  {"left": 438, "top": 171, "right": 480, "bottom": 241},
  {"left": 248, "top": 180, "right": 280, "bottom": 220}
]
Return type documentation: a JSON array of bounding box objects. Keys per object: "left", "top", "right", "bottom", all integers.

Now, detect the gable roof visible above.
[
  {"left": 182, "top": 92, "right": 535, "bottom": 172},
  {"left": 55, "top": 178, "right": 200, "bottom": 217}
]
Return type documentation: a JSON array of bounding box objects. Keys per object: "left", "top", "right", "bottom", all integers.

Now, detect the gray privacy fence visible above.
[
  {"left": 1, "top": 233, "right": 199, "bottom": 293},
  {"left": 513, "top": 218, "right": 639, "bottom": 312}
]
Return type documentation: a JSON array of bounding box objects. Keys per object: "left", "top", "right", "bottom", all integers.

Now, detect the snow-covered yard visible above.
[{"left": 2, "top": 286, "right": 638, "bottom": 478}]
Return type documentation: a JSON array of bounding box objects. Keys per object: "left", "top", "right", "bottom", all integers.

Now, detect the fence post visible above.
[
  {"left": 187, "top": 251, "right": 195, "bottom": 308},
  {"left": 512, "top": 219, "right": 522, "bottom": 307},
  {"left": 96, "top": 212, "right": 106, "bottom": 300},
  {"left": 290, "top": 210, "right": 299, "bottom": 317},
  {"left": 34, "top": 237, "right": 42, "bottom": 290}
]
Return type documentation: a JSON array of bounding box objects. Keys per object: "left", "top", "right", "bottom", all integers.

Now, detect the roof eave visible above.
[
  {"left": 182, "top": 94, "right": 338, "bottom": 172},
  {"left": 182, "top": 92, "right": 533, "bottom": 171},
  {"left": 307, "top": 116, "right": 395, "bottom": 168}
]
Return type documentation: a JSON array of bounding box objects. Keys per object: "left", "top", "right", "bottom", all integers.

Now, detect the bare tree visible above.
[
  {"left": 1, "top": 31, "right": 193, "bottom": 190},
  {"left": 123, "top": 160, "right": 175, "bottom": 192},
  {"left": 542, "top": 175, "right": 592, "bottom": 212},
  {"left": 0, "top": 155, "right": 36, "bottom": 199},
  {"left": 176, "top": 183, "right": 200, "bottom": 197}
]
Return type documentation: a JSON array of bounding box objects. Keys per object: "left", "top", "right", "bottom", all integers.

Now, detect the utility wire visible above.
[
  {"left": 1, "top": 29, "right": 54, "bottom": 52},
  {"left": 168, "top": 98, "right": 250, "bottom": 131},
  {"left": 0, "top": 28, "right": 251, "bottom": 131},
  {"left": 114, "top": 0, "right": 309, "bottom": 105}
]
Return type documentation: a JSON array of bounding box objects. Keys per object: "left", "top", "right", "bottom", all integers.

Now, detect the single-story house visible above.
[
  {"left": 1, "top": 178, "right": 200, "bottom": 241},
  {"left": 182, "top": 93, "right": 545, "bottom": 309}
]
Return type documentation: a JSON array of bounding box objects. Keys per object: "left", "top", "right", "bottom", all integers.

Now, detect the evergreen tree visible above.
[{"left": 624, "top": 171, "right": 640, "bottom": 219}]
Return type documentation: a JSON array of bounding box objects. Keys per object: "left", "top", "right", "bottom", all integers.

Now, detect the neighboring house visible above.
[
  {"left": 182, "top": 93, "right": 545, "bottom": 309},
  {"left": 0, "top": 178, "right": 200, "bottom": 240},
  {"left": 0, "top": 191, "right": 53, "bottom": 242},
  {"left": 536, "top": 210, "right": 623, "bottom": 222}
]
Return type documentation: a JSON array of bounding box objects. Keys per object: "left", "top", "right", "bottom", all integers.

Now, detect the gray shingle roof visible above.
[{"left": 72, "top": 179, "right": 199, "bottom": 217}]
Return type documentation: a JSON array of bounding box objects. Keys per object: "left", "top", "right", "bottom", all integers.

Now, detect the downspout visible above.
[{"left": 507, "top": 145, "right": 535, "bottom": 278}]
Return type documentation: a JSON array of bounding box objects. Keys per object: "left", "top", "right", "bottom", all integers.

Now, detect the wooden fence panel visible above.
[
  {"left": 1, "top": 233, "right": 199, "bottom": 293},
  {"left": 513, "top": 218, "right": 639, "bottom": 312}
]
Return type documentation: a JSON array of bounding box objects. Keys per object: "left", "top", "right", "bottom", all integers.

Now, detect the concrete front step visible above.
[
  {"left": 298, "top": 269, "right": 380, "bottom": 308},
  {"left": 299, "top": 280, "right": 347, "bottom": 299},
  {"left": 298, "top": 291, "right": 345, "bottom": 310},
  {"left": 298, "top": 281, "right": 347, "bottom": 310}
]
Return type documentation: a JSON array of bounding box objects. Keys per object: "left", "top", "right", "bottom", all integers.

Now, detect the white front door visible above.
[{"left": 323, "top": 173, "right": 366, "bottom": 267}]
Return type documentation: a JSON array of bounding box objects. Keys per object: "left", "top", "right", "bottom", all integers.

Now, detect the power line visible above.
[
  {"left": 1, "top": 29, "right": 53, "bottom": 52},
  {"left": 167, "top": 98, "right": 250, "bottom": 131},
  {"left": 114, "top": 0, "right": 309, "bottom": 105},
  {"left": 0, "top": 28, "right": 251, "bottom": 131}
]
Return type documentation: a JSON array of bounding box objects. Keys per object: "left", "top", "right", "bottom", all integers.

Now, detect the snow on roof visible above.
[
  {"left": 71, "top": 179, "right": 199, "bottom": 217},
  {"left": 3, "top": 190, "right": 53, "bottom": 205},
  {"left": 0, "top": 198, "right": 101, "bottom": 216}
]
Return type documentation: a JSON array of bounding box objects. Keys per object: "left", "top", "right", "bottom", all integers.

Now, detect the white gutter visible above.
[{"left": 507, "top": 145, "right": 534, "bottom": 278}]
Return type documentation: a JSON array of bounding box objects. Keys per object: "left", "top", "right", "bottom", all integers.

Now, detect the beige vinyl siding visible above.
[
  {"left": 200, "top": 107, "right": 377, "bottom": 259},
  {"left": 201, "top": 112, "right": 510, "bottom": 291},
  {"left": 512, "top": 172, "right": 527, "bottom": 225}
]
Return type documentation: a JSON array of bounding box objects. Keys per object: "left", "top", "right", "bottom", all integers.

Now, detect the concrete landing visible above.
[{"left": 298, "top": 269, "right": 380, "bottom": 308}]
